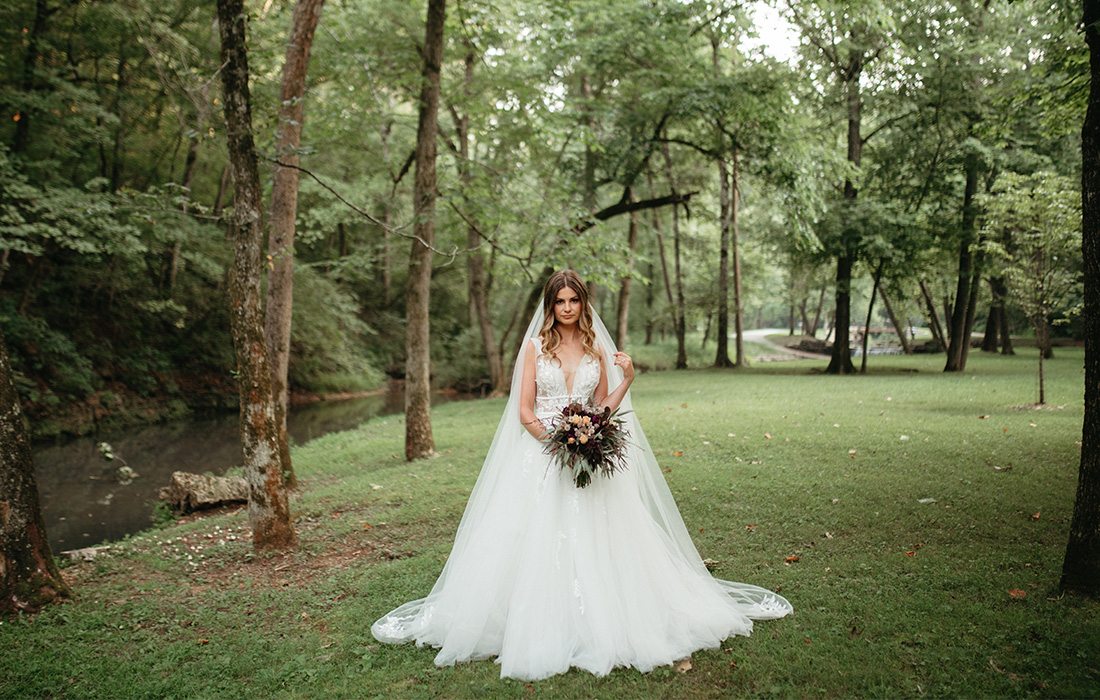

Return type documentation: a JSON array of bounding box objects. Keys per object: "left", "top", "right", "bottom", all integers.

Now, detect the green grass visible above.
[{"left": 1, "top": 346, "right": 1096, "bottom": 698}]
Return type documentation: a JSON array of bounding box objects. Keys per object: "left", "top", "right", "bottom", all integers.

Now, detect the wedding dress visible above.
[{"left": 371, "top": 306, "right": 792, "bottom": 680}]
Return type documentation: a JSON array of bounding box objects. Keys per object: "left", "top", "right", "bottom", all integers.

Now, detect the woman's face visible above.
[{"left": 553, "top": 285, "right": 582, "bottom": 327}]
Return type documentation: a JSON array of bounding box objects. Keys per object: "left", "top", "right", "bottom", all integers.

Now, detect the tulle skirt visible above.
[{"left": 371, "top": 430, "right": 791, "bottom": 681}]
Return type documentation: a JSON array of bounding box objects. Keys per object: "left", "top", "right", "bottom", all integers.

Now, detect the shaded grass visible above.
[{"left": 1, "top": 347, "right": 1096, "bottom": 698}]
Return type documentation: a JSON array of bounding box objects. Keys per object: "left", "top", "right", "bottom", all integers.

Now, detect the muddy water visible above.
[{"left": 33, "top": 385, "right": 472, "bottom": 552}]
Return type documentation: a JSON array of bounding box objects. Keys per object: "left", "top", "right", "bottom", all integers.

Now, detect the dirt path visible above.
[{"left": 743, "top": 328, "right": 828, "bottom": 361}]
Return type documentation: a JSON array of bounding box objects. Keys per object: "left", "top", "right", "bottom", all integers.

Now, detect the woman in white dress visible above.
[{"left": 372, "top": 269, "right": 792, "bottom": 680}]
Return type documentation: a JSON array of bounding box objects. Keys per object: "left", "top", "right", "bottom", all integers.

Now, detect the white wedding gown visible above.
[{"left": 372, "top": 335, "right": 792, "bottom": 680}]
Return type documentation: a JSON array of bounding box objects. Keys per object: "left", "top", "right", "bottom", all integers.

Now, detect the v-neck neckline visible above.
[{"left": 557, "top": 353, "right": 588, "bottom": 396}]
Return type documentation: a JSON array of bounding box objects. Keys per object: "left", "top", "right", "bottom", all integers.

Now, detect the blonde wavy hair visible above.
[{"left": 538, "top": 270, "right": 600, "bottom": 363}]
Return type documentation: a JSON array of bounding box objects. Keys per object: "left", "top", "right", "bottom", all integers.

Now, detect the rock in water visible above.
[{"left": 158, "top": 471, "right": 248, "bottom": 513}]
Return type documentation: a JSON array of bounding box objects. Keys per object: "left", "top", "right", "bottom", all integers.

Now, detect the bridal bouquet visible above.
[{"left": 543, "top": 402, "right": 629, "bottom": 488}]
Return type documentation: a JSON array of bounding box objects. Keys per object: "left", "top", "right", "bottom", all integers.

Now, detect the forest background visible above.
[{"left": 0, "top": 0, "right": 1085, "bottom": 441}]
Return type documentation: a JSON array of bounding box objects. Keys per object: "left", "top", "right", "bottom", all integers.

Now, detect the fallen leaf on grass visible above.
[
  {"left": 370, "top": 484, "right": 383, "bottom": 491},
  {"left": 823, "top": 531, "right": 834, "bottom": 539},
  {"left": 784, "top": 555, "right": 800, "bottom": 563},
  {"left": 848, "top": 449, "right": 857, "bottom": 459},
  {"left": 674, "top": 658, "right": 693, "bottom": 673},
  {"left": 917, "top": 497, "right": 937, "bottom": 505},
  {"left": 764, "top": 432, "right": 773, "bottom": 440},
  {"left": 362, "top": 522, "right": 374, "bottom": 530},
  {"left": 979, "top": 415, "right": 990, "bottom": 420},
  {"left": 662, "top": 467, "right": 672, "bottom": 474},
  {"left": 702, "top": 558, "right": 720, "bottom": 571},
  {"left": 905, "top": 551, "right": 916, "bottom": 557},
  {"left": 1008, "top": 589, "right": 1027, "bottom": 600},
  {"left": 745, "top": 523, "right": 758, "bottom": 532},
  {"left": 1030, "top": 512, "right": 1041, "bottom": 521},
  {"left": 672, "top": 450, "right": 684, "bottom": 457},
  {"left": 197, "top": 638, "right": 209, "bottom": 645},
  {"left": 993, "top": 465, "right": 1012, "bottom": 472},
  {"left": 1028, "top": 422, "right": 1037, "bottom": 428}
]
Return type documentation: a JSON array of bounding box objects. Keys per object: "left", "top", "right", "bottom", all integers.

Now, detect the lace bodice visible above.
[{"left": 532, "top": 338, "right": 602, "bottom": 418}]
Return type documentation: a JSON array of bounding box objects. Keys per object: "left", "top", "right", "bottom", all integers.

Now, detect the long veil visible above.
[{"left": 372, "top": 303, "right": 792, "bottom": 651}]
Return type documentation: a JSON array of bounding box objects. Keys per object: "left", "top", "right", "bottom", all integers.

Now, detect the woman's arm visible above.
[
  {"left": 518, "top": 339, "right": 548, "bottom": 439},
  {"left": 594, "top": 350, "right": 635, "bottom": 412}
]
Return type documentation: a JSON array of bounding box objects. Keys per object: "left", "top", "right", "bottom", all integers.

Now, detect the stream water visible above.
[{"left": 33, "top": 384, "right": 473, "bottom": 552}]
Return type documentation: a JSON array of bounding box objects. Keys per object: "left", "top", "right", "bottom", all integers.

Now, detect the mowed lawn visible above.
[{"left": 1, "top": 347, "right": 1096, "bottom": 699}]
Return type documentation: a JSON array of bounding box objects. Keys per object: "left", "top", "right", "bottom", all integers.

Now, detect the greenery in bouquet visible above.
[{"left": 543, "top": 402, "right": 630, "bottom": 488}]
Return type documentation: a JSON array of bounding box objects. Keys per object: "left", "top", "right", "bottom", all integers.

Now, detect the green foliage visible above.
[{"left": 289, "top": 266, "right": 384, "bottom": 394}]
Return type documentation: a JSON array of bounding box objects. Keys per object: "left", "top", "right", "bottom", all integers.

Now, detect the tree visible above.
[
  {"left": 982, "top": 172, "right": 1081, "bottom": 404},
  {"left": 405, "top": 0, "right": 446, "bottom": 461},
  {"left": 264, "top": 0, "right": 326, "bottom": 489},
  {"left": 1061, "top": 0, "right": 1100, "bottom": 596},
  {"left": 0, "top": 329, "right": 69, "bottom": 614},
  {"left": 787, "top": 0, "right": 892, "bottom": 375},
  {"left": 216, "top": 0, "right": 296, "bottom": 550}
]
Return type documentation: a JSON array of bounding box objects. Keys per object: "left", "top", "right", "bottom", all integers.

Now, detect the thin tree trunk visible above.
[
  {"left": 616, "top": 200, "right": 639, "bottom": 349},
  {"left": 108, "top": 42, "right": 127, "bottom": 192},
  {"left": 1062, "top": 0, "right": 1100, "bottom": 595},
  {"left": 0, "top": 330, "right": 70, "bottom": 614},
  {"left": 380, "top": 121, "right": 394, "bottom": 304},
  {"left": 456, "top": 46, "right": 504, "bottom": 395},
  {"left": 216, "top": 0, "right": 296, "bottom": 551},
  {"left": 811, "top": 286, "right": 826, "bottom": 337},
  {"left": 263, "top": 0, "right": 325, "bottom": 489},
  {"left": 660, "top": 139, "right": 687, "bottom": 368},
  {"left": 1037, "top": 315, "right": 1048, "bottom": 405},
  {"left": 11, "top": 0, "right": 48, "bottom": 153},
  {"left": 714, "top": 153, "right": 733, "bottom": 367},
  {"left": 404, "top": 0, "right": 446, "bottom": 461},
  {"left": 999, "top": 299, "right": 1014, "bottom": 354},
  {"left": 919, "top": 279, "right": 948, "bottom": 352},
  {"left": 213, "top": 164, "right": 231, "bottom": 218},
  {"left": 945, "top": 151, "right": 980, "bottom": 371},
  {"left": 730, "top": 148, "right": 745, "bottom": 368},
  {"left": 879, "top": 286, "right": 912, "bottom": 354},
  {"left": 644, "top": 259, "right": 655, "bottom": 345},
  {"left": 861, "top": 261, "right": 884, "bottom": 373},
  {"left": 826, "top": 51, "right": 862, "bottom": 375}
]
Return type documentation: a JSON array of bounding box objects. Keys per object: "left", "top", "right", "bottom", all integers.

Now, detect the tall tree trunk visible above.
[
  {"left": 919, "top": 279, "right": 948, "bottom": 352},
  {"left": 660, "top": 140, "right": 688, "bottom": 369},
  {"left": 810, "top": 286, "right": 826, "bottom": 337},
  {"left": 213, "top": 164, "right": 231, "bottom": 218},
  {"left": 616, "top": 200, "right": 639, "bottom": 348},
  {"left": 714, "top": 151, "right": 733, "bottom": 367},
  {"left": 216, "top": 0, "right": 296, "bottom": 551},
  {"left": 1062, "top": 0, "right": 1100, "bottom": 596},
  {"left": 0, "top": 330, "right": 69, "bottom": 614},
  {"left": 879, "top": 286, "right": 912, "bottom": 354},
  {"left": 379, "top": 121, "right": 394, "bottom": 305},
  {"left": 644, "top": 259, "right": 656, "bottom": 345},
  {"left": 405, "top": 0, "right": 446, "bottom": 461},
  {"left": 991, "top": 278, "right": 1015, "bottom": 354},
  {"left": 167, "top": 132, "right": 202, "bottom": 295},
  {"left": 263, "top": 0, "right": 325, "bottom": 489},
  {"left": 456, "top": 47, "right": 504, "bottom": 395},
  {"left": 11, "top": 0, "right": 48, "bottom": 153},
  {"left": 980, "top": 283, "right": 1001, "bottom": 353},
  {"left": 945, "top": 151, "right": 980, "bottom": 371},
  {"left": 861, "top": 261, "right": 884, "bottom": 373},
  {"left": 827, "top": 52, "right": 862, "bottom": 375},
  {"left": 730, "top": 148, "right": 745, "bottom": 368},
  {"left": 108, "top": 42, "right": 127, "bottom": 192}
]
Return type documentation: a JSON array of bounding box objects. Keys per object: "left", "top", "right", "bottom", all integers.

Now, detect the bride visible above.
[{"left": 372, "top": 269, "right": 792, "bottom": 680}]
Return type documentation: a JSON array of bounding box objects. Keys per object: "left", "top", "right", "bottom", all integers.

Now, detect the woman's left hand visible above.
[{"left": 613, "top": 351, "right": 635, "bottom": 380}]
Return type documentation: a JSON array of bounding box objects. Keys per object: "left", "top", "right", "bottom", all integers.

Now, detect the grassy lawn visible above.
[{"left": 1, "top": 347, "right": 1096, "bottom": 698}]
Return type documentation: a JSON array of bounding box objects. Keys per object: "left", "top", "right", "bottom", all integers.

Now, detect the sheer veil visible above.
[{"left": 372, "top": 302, "right": 791, "bottom": 651}]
